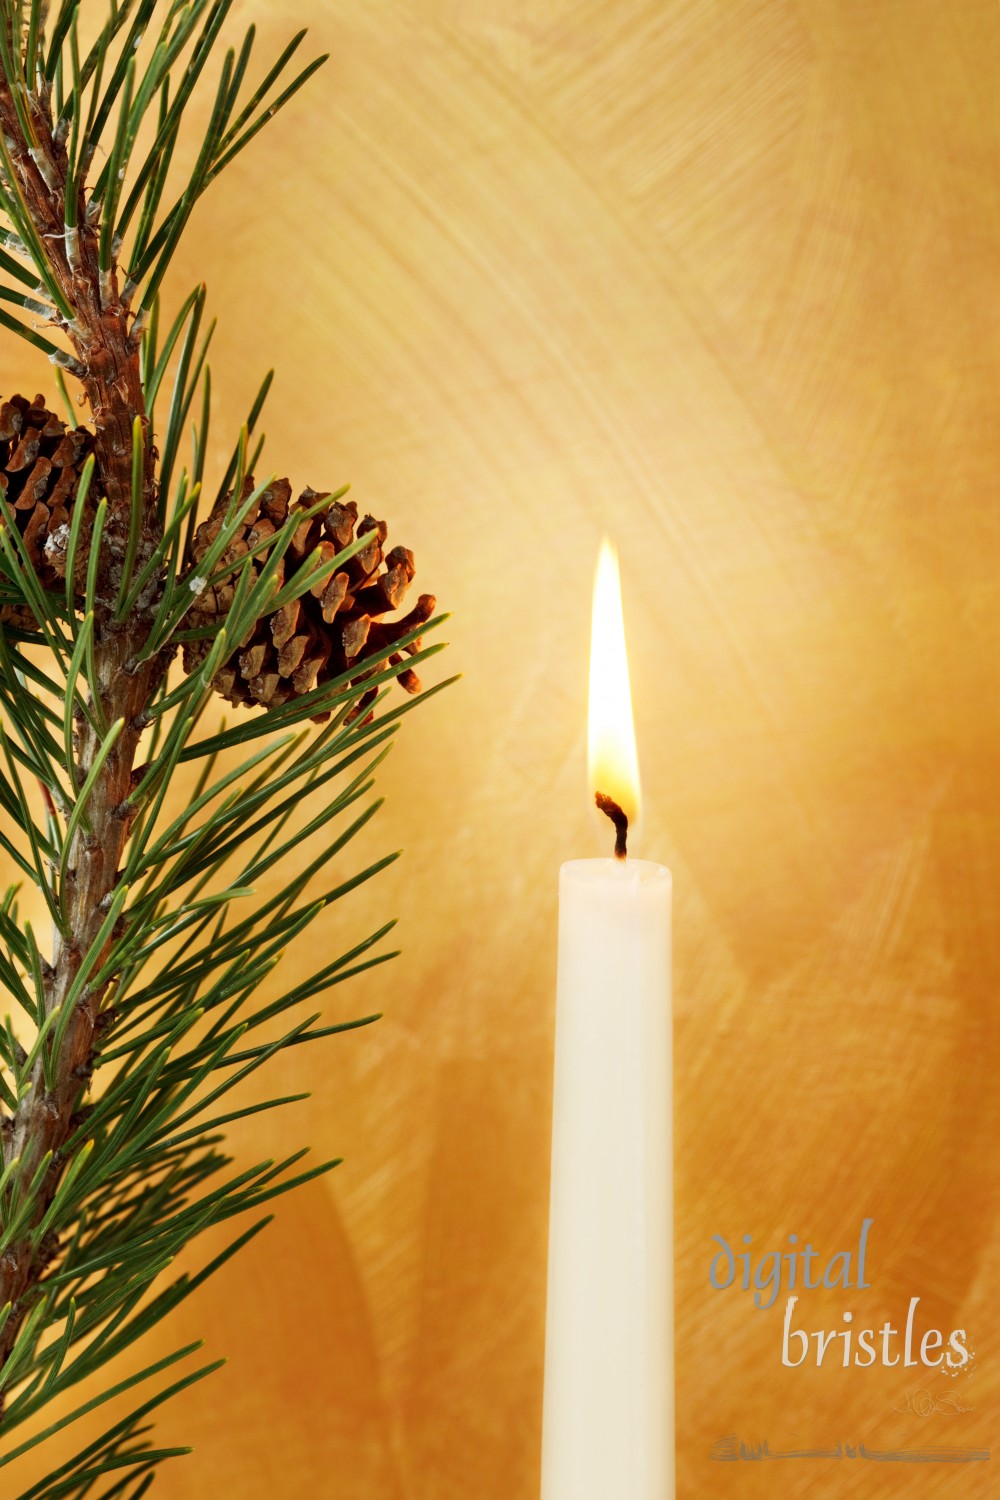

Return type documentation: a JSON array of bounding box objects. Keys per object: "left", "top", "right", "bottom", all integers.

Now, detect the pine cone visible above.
[
  {"left": 0, "top": 393, "right": 96, "bottom": 630},
  {"left": 183, "top": 477, "right": 435, "bottom": 717}
]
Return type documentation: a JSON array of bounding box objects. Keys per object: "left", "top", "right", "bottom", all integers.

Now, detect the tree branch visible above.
[{"left": 0, "top": 61, "right": 165, "bottom": 1388}]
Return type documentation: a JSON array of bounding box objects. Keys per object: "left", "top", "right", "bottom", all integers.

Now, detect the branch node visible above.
[
  {"left": 127, "top": 306, "right": 148, "bottom": 346},
  {"left": 49, "top": 349, "right": 87, "bottom": 380},
  {"left": 94, "top": 1008, "right": 119, "bottom": 1039},
  {"left": 28, "top": 146, "right": 58, "bottom": 192},
  {"left": 38, "top": 1231, "right": 60, "bottom": 1269},
  {"left": 64, "top": 223, "right": 80, "bottom": 274}
]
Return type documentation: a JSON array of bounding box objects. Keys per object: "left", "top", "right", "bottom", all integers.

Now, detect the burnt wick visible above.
[{"left": 595, "top": 791, "right": 628, "bottom": 860}]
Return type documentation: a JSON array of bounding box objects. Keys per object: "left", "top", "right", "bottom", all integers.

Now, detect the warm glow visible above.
[{"left": 588, "top": 539, "right": 641, "bottom": 828}]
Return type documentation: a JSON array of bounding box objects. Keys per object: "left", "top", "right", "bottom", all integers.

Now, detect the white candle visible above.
[{"left": 541, "top": 541, "right": 674, "bottom": 1498}]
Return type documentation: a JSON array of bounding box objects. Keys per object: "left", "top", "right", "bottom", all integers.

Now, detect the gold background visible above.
[{"left": 4, "top": 0, "right": 1000, "bottom": 1494}]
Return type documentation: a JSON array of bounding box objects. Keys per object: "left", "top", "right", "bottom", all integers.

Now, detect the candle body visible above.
[{"left": 542, "top": 858, "right": 673, "bottom": 1499}]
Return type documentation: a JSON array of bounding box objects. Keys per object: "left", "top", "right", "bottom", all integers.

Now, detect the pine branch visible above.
[{"left": 0, "top": 4, "right": 450, "bottom": 1489}]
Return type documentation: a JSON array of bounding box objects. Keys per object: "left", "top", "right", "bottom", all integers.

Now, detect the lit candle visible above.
[{"left": 541, "top": 540, "right": 674, "bottom": 1498}]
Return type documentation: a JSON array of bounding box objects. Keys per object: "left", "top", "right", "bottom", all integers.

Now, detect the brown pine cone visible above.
[
  {"left": 0, "top": 393, "right": 96, "bottom": 630},
  {"left": 182, "top": 477, "right": 435, "bottom": 717}
]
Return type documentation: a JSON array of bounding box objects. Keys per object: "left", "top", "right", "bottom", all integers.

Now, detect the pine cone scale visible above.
[
  {"left": 18, "top": 456, "right": 54, "bottom": 506},
  {"left": 0, "top": 394, "right": 97, "bottom": 628},
  {"left": 320, "top": 572, "right": 349, "bottom": 622},
  {"left": 183, "top": 476, "right": 434, "bottom": 718},
  {"left": 271, "top": 599, "right": 299, "bottom": 648}
]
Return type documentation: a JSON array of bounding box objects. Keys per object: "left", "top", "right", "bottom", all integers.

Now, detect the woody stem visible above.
[{"left": 0, "top": 71, "right": 163, "bottom": 1387}]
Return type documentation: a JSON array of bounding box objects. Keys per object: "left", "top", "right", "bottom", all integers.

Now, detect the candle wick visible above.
[{"left": 594, "top": 792, "right": 628, "bottom": 860}]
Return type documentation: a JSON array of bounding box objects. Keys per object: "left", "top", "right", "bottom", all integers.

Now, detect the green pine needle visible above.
[{"left": 0, "top": 1, "right": 452, "bottom": 1490}]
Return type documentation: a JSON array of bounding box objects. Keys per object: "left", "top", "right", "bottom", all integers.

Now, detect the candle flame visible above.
[{"left": 587, "top": 539, "right": 640, "bottom": 828}]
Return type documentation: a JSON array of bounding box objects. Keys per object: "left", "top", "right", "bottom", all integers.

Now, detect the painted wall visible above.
[{"left": 3, "top": 1, "right": 998, "bottom": 1494}]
